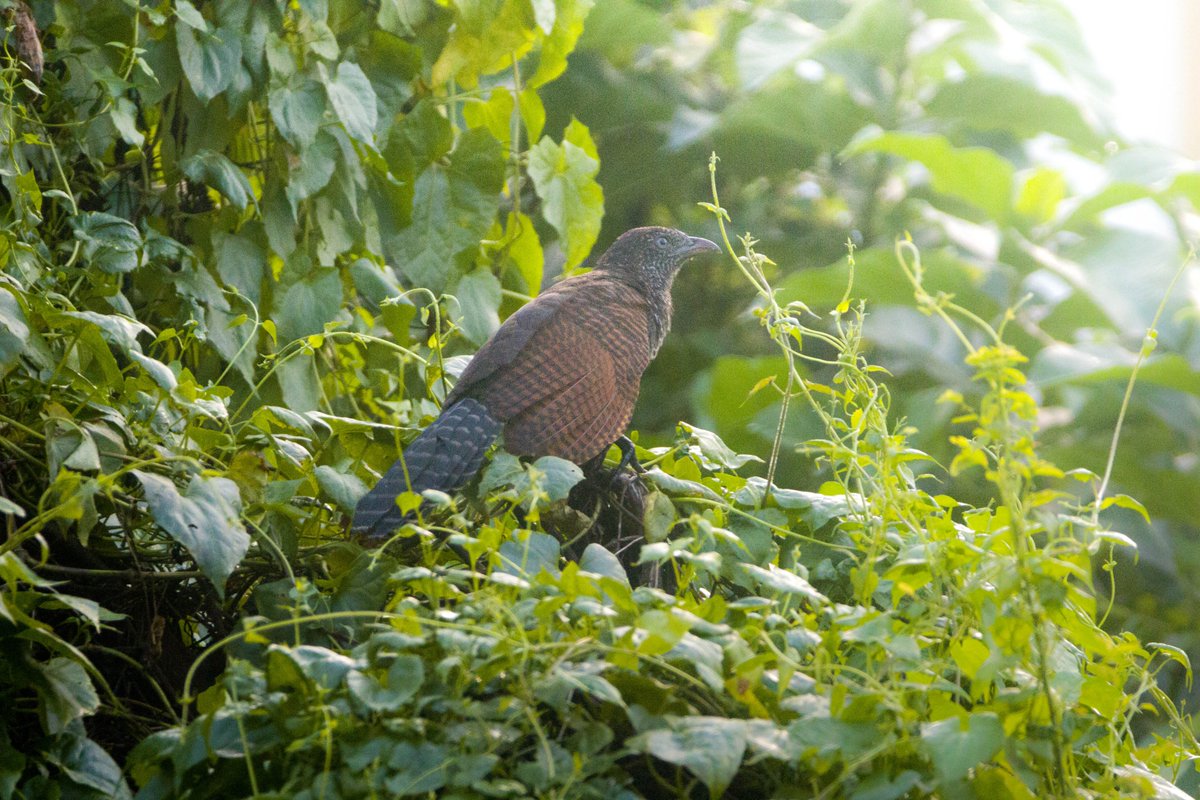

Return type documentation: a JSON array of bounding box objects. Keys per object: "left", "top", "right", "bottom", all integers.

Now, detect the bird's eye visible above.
[{"left": 655, "top": 236, "right": 670, "bottom": 249}]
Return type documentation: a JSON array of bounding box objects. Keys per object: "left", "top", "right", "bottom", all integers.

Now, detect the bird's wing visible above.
[
  {"left": 499, "top": 325, "right": 640, "bottom": 463},
  {"left": 447, "top": 274, "right": 653, "bottom": 462},
  {"left": 445, "top": 283, "right": 573, "bottom": 406}
]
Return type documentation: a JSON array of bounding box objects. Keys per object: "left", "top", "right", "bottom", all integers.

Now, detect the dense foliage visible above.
[
  {"left": 0, "top": 0, "right": 1197, "bottom": 798},
  {"left": 545, "top": 0, "right": 1200, "bottom": 687}
]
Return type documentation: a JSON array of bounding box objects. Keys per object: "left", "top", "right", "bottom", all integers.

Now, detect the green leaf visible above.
[
  {"left": 378, "top": 0, "right": 428, "bottom": 36},
  {"left": 578, "top": 544, "right": 629, "bottom": 584},
  {"left": 740, "top": 563, "right": 827, "bottom": 604},
  {"left": 1056, "top": 218, "right": 1180, "bottom": 331},
  {"left": 454, "top": 268, "right": 501, "bottom": 345},
  {"left": 529, "top": 0, "right": 593, "bottom": 87},
  {"left": 529, "top": 455, "right": 584, "bottom": 502},
  {"left": 555, "top": 663, "right": 626, "bottom": 707},
  {"left": 431, "top": 0, "right": 537, "bottom": 88},
  {"left": 500, "top": 211, "right": 543, "bottom": 292},
  {"left": 847, "top": 770, "right": 923, "bottom": 800},
  {"left": 631, "top": 717, "right": 747, "bottom": 796},
  {"left": 174, "top": 0, "right": 207, "bottom": 31},
  {"left": 60, "top": 311, "right": 151, "bottom": 354},
  {"left": 346, "top": 654, "right": 424, "bottom": 711},
  {"left": 642, "top": 490, "right": 676, "bottom": 543},
  {"left": 47, "top": 730, "right": 128, "bottom": 796},
  {"left": 1101, "top": 494, "right": 1151, "bottom": 524},
  {"left": 637, "top": 609, "right": 689, "bottom": 655},
  {"left": 36, "top": 658, "right": 100, "bottom": 735},
  {"left": 12, "top": 169, "right": 42, "bottom": 226},
  {"left": 73, "top": 212, "right": 142, "bottom": 274},
  {"left": 734, "top": 9, "right": 820, "bottom": 90},
  {"left": 733, "top": 477, "right": 854, "bottom": 529},
  {"left": 386, "top": 128, "right": 504, "bottom": 290},
  {"left": 0, "top": 496, "right": 24, "bottom": 518},
  {"left": 129, "top": 351, "right": 178, "bottom": 393},
  {"left": 714, "top": 76, "right": 870, "bottom": 176},
  {"left": 1147, "top": 642, "right": 1192, "bottom": 681},
  {"left": 0, "top": 288, "right": 29, "bottom": 377},
  {"left": 385, "top": 743, "right": 448, "bottom": 794},
  {"left": 176, "top": 22, "right": 241, "bottom": 103},
  {"left": 269, "top": 645, "right": 355, "bottom": 691},
  {"left": 462, "top": 87, "right": 516, "bottom": 145},
  {"left": 323, "top": 61, "right": 378, "bottom": 144},
  {"left": 180, "top": 149, "right": 254, "bottom": 210},
  {"left": 45, "top": 419, "right": 102, "bottom": 475},
  {"left": 134, "top": 471, "right": 250, "bottom": 596},
  {"left": 284, "top": 131, "right": 338, "bottom": 212},
  {"left": 680, "top": 421, "right": 763, "bottom": 470},
  {"left": 315, "top": 465, "right": 368, "bottom": 514},
  {"left": 1030, "top": 350, "right": 1200, "bottom": 401},
  {"left": 269, "top": 75, "right": 325, "bottom": 148},
  {"left": 693, "top": 355, "right": 789, "bottom": 450},
  {"left": 920, "top": 713, "right": 1004, "bottom": 783},
  {"left": 214, "top": 231, "right": 266, "bottom": 305},
  {"left": 1015, "top": 167, "right": 1066, "bottom": 225},
  {"left": 1111, "top": 766, "right": 1195, "bottom": 800},
  {"left": 394, "top": 99, "right": 454, "bottom": 167},
  {"left": 926, "top": 73, "right": 1104, "bottom": 148},
  {"left": 642, "top": 467, "right": 722, "bottom": 502},
  {"left": 275, "top": 267, "right": 342, "bottom": 344},
  {"left": 111, "top": 96, "right": 145, "bottom": 147},
  {"left": 528, "top": 118, "right": 604, "bottom": 269},
  {"left": 497, "top": 530, "right": 560, "bottom": 578},
  {"left": 847, "top": 130, "right": 1014, "bottom": 220}
]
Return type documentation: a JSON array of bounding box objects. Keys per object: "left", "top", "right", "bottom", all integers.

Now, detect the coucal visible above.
[{"left": 353, "top": 226, "right": 720, "bottom": 539}]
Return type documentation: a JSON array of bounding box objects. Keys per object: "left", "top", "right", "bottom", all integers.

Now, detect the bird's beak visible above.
[{"left": 675, "top": 236, "right": 721, "bottom": 262}]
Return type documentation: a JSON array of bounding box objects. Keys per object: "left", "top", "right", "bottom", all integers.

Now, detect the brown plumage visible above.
[{"left": 353, "top": 226, "right": 719, "bottom": 538}]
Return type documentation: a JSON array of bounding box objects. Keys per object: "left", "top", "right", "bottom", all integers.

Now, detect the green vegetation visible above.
[{"left": 0, "top": 0, "right": 1198, "bottom": 797}]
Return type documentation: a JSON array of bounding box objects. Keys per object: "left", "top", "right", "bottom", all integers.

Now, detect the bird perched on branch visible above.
[{"left": 353, "top": 226, "right": 720, "bottom": 539}]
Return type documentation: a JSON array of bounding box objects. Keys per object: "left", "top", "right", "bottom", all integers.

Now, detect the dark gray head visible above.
[
  {"left": 594, "top": 226, "right": 719, "bottom": 355},
  {"left": 595, "top": 227, "right": 720, "bottom": 298}
]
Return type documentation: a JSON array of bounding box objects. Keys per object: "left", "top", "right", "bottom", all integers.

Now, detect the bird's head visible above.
[{"left": 595, "top": 226, "right": 720, "bottom": 296}]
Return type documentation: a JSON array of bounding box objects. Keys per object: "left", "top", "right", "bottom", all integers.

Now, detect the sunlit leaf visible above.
[{"left": 528, "top": 119, "right": 604, "bottom": 270}]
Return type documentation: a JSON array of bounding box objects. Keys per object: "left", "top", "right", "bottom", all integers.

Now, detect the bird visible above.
[{"left": 352, "top": 226, "right": 720, "bottom": 539}]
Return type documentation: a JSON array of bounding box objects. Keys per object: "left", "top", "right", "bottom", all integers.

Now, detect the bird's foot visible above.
[{"left": 612, "top": 436, "right": 644, "bottom": 476}]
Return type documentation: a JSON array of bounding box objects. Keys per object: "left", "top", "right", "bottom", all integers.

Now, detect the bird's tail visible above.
[{"left": 352, "top": 397, "right": 502, "bottom": 539}]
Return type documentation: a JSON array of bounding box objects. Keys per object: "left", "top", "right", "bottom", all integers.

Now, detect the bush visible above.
[{"left": 0, "top": 1, "right": 1196, "bottom": 797}]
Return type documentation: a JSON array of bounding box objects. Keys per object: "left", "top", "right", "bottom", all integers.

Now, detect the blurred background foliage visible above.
[
  {"left": 1, "top": 0, "right": 1199, "bottom": 795},
  {"left": 541, "top": 0, "right": 1200, "bottom": 697}
]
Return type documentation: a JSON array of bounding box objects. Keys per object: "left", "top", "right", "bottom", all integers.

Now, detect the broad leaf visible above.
[
  {"left": 324, "top": 61, "right": 378, "bottom": 144},
  {"left": 176, "top": 22, "right": 241, "bottom": 103},
  {"left": 134, "top": 471, "right": 250, "bottom": 596},
  {"left": 73, "top": 212, "right": 141, "bottom": 274},
  {"left": 528, "top": 119, "right": 604, "bottom": 269},
  {"left": 274, "top": 267, "right": 342, "bottom": 344},
  {"left": 920, "top": 713, "right": 1004, "bottom": 783},
  {"left": 386, "top": 128, "right": 504, "bottom": 290},
  {"left": 0, "top": 288, "right": 29, "bottom": 377},
  {"left": 848, "top": 130, "right": 1014, "bottom": 220},
  {"left": 268, "top": 75, "right": 325, "bottom": 148},
  {"left": 180, "top": 150, "right": 254, "bottom": 210},
  {"left": 36, "top": 658, "right": 100, "bottom": 735},
  {"left": 631, "top": 717, "right": 748, "bottom": 796},
  {"left": 454, "top": 268, "right": 501, "bottom": 345}
]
